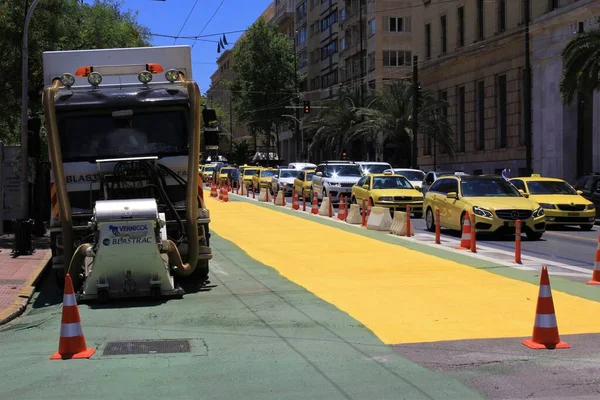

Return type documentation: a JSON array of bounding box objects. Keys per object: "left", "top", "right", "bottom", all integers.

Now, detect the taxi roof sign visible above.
[
  {"left": 531, "top": 173, "right": 541, "bottom": 177},
  {"left": 383, "top": 170, "right": 393, "bottom": 175}
]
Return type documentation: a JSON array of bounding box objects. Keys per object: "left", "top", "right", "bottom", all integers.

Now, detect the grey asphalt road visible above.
[{"left": 282, "top": 194, "right": 600, "bottom": 271}]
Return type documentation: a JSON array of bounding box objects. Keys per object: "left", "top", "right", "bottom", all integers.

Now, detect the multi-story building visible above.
[
  {"left": 531, "top": 0, "right": 600, "bottom": 183},
  {"left": 411, "top": 0, "right": 589, "bottom": 178}
]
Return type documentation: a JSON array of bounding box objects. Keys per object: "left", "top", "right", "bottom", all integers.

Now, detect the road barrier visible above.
[
  {"left": 390, "top": 211, "right": 414, "bottom": 236},
  {"left": 366, "top": 206, "right": 393, "bottom": 231},
  {"left": 319, "top": 195, "right": 331, "bottom": 216},
  {"left": 346, "top": 204, "right": 362, "bottom": 224},
  {"left": 210, "top": 183, "right": 217, "bottom": 198},
  {"left": 218, "top": 185, "right": 223, "bottom": 201},
  {"left": 515, "top": 219, "right": 522, "bottom": 264},
  {"left": 405, "top": 205, "right": 411, "bottom": 238},
  {"left": 587, "top": 233, "right": 600, "bottom": 285},
  {"left": 292, "top": 189, "right": 300, "bottom": 210},
  {"left": 337, "top": 196, "right": 347, "bottom": 220},
  {"left": 361, "top": 199, "right": 367, "bottom": 227},
  {"left": 222, "top": 187, "right": 229, "bottom": 202},
  {"left": 470, "top": 213, "right": 477, "bottom": 253},
  {"left": 50, "top": 274, "right": 95, "bottom": 360},
  {"left": 522, "top": 265, "right": 570, "bottom": 350},
  {"left": 457, "top": 213, "right": 471, "bottom": 250},
  {"left": 275, "top": 189, "right": 285, "bottom": 206},
  {"left": 302, "top": 191, "right": 307, "bottom": 211},
  {"left": 435, "top": 208, "right": 441, "bottom": 244},
  {"left": 258, "top": 188, "right": 268, "bottom": 202},
  {"left": 311, "top": 191, "right": 319, "bottom": 214}
]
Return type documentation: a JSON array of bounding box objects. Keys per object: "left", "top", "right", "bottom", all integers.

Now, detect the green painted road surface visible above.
[{"left": 0, "top": 234, "right": 482, "bottom": 400}]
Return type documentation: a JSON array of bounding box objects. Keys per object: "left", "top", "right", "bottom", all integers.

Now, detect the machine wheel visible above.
[
  {"left": 425, "top": 208, "right": 435, "bottom": 232},
  {"left": 189, "top": 259, "right": 210, "bottom": 283},
  {"left": 581, "top": 224, "right": 594, "bottom": 231},
  {"left": 526, "top": 231, "right": 544, "bottom": 241},
  {"left": 97, "top": 289, "right": 109, "bottom": 304},
  {"left": 150, "top": 286, "right": 161, "bottom": 301}
]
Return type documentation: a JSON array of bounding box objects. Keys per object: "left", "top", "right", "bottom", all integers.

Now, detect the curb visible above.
[{"left": 0, "top": 252, "right": 51, "bottom": 326}]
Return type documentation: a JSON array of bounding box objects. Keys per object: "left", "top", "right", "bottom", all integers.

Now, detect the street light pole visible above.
[
  {"left": 20, "top": 0, "right": 42, "bottom": 220},
  {"left": 293, "top": 30, "right": 301, "bottom": 161}
]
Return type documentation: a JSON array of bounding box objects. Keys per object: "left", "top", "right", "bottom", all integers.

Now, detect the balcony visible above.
[
  {"left": 339, "top": 4, "right": 365, "bottom": 29},
  {"left": 270, "top": 0, "right": 295, "bottom": 26},
  {"left": 339, "top": 39, "right": 366, "bottom": 58}
]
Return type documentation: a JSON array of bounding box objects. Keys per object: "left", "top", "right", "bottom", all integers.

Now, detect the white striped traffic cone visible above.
[{"left": 456, "top": 213, "right": 471, "bottom": 250}]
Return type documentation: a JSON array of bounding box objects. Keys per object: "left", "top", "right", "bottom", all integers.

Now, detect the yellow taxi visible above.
[
  {"left": 200, "top": 164, "right": 216, "bottom": 182},
  {"left": 423, "top": 175, "right": 546, "bottom": 240},
  {"left": 241, "top": 166, "right": 261, "bottom": 188},
  {"left": 351, "top": 171, "right": 424, "bottom": 217},
  {"left": 217, "top": 166, "right": 235, "bottom": 184},
  {"left": 252, "top": 168, "right": 278, "bottom": 192},
  {"left": 293, "top": 169, "right": 315, "bottom": 198},
  {"left": 509, "top": 175, "right": 595, "bottom": 230}
]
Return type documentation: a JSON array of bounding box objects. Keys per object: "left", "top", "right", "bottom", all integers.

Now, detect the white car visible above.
[
  {"left": 311, "top": 162, "right": 363, "bottom": 202},
  {"left": 288, "top": 162, "right": 317, "bottom": 171},
  {"left": 272, "top": 168, "right": 301, "bottom": 195},
  {"left": 356, "top": 161, "right": 392, "bottom": 175},
  {"left": 390, "top": 168, "right": 426, "bottom": 191}
]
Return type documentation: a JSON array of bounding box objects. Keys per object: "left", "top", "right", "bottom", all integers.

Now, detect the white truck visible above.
[{"left": 42, "top": 45, "right": 212, "bottom": 301}]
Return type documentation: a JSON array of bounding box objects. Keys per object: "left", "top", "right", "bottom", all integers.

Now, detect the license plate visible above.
[
  {"left": 506, "top": 221, "right": 516, "bottom": 227},
  {"left": 568, "top": 212, "right": 579, "bottom": 216}
]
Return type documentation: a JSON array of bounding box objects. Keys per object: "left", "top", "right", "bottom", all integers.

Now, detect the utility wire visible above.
[
  {"left": 172, "top": 0, "right": 201, "bottom": 45},
  {"left": 192, "top": 0, "right": 226, "bottom": 49}
]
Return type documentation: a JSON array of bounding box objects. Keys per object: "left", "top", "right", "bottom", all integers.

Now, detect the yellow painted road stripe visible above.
[{"left": 206, "top": 197, "right": 600, "bottom": 344}]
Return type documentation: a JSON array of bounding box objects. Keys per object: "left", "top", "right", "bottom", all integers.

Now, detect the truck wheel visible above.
[{"left": 189, "top": 259, "right": 210, "bottom": 284}]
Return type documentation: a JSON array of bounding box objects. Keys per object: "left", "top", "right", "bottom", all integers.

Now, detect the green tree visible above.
[
  {"left": 0, "top": 0, "right": 150, "bottom": 143},
  {"left": 350, "top": 81, "right": 454, "bottom": 161},
  {"left": 230, "top": 17, "right": 297, "bottom": 157},
  {"left": 560, "top": 29, "right": 600, "bottom": 104}
]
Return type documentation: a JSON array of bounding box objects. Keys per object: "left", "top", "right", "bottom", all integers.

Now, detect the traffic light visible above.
[
  {"left": 303, "top": 101, "right": 310, "bottom": 114},
  {"left": 342, "top": 151, "right": 347, "bottom": 160}
]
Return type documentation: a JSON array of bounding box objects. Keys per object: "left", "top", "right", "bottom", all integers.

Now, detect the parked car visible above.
[
  {"left": 351, "top": 171, "right": 423, "bottom": 217},
  {"left": 574, "top": 173, "right": 600, "bottom": 218},
  {"left": 289, "top": 162, "right": 317, "bottom": 171},
  {"left": 421, "top": 170, "right": 468, "bottom": 194},
  {"left": 355, "top": 161, "right": 393, "bottom": 175},
  {"left": 312, "top": 162, "right": 363, "bottom": 203},
  {"left": 389, "top": 168, "right": 426, "bottom": 191},
  {"left": 272, "top": 168, "right": 301, "bottom": 195},
  {"left": 293, "top": 169, "right": 315, "bottom": 198}
]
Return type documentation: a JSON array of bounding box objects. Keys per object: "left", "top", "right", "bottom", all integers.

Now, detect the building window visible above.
[
  {"left": 368, "top": 52, "right": 376, "bottom": 71},
  {"left": 457, "top": 6, "right": 465, "bottom": 47},
  {"left": 321, "top": 10, "right": 338, "bottom": 32},
  {"left": 384, "top": 17, "right": 411, "bottom": 32},
  {"left": 383, "top": 50, "right": 412, "bottom": 67},
  {"left": 425, "top": 23, "right": 431, "bottom": 59},
  {"left": 368, "top": 19, "right": 376, "bottom": 36},
  {"left": 296, "top": 1, "right": 307, "bottom": 21},
  {"left": 299, "top": 49, "right": 308, "bottom": 69},
  {"left": 440, "top": 15, "right": 447, "bottom": 54},
  {"left": 548, "top": 0, "right": 558, "bottom": 11},
  {"left": 340, "top": 37, "right": 347, "bottom": 51},
  {"left": 297, "top": 26, "right": 307, "bottom": 45},
  {"left": 321, "top": 69, "right": 338, "bottom": 88},
  {"left": 458, "top": 86, "right": 465, "bottom": 152},
  {"left": 496, "top": 75, "right": 507, "bottom": 148},
  {"left": 476, "top": 0, "right": 484, "bottom": 40},
  {"left": 476, "top": 80, "right": 485, "bottom": 150},
  {"left": 321, "top": 40, "right": 338, "bottom": 60},
  {"left": 498, "top": 0, "right": 506, "bottom": 32}
]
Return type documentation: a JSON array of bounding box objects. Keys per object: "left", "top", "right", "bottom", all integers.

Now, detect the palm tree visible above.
[
  {"left": 350, "top": 81, "right": 454, "bottom": 161},
  {"left": 303, "top": 90, "right": 363, "bottom": 159},
  {"left": 560, "top": 29, "right": 600, "bottom": 104}
]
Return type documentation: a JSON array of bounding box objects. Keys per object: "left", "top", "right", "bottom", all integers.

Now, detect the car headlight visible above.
[
  {"left": 472, "top": 206, "right": 493, "bottom": 218},
  {"left": 330, "top": 183, "right": 341, "bottom": 187},
  {"left": 533, "top": 207, "right": 545, "bottom": 217},
  {"left": 378, "top": 196, "right": 394, "bottom": 201},
  {"left": 538, "top": 203, "right": 556, "bottom": 209},
  {"left": 586, "top": 204, "right": 596, "bottom": 210}
]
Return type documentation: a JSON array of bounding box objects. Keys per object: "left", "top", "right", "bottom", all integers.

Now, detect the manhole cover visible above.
[{"left": 103, "top": 339, "right": 191, "bottom": 356}]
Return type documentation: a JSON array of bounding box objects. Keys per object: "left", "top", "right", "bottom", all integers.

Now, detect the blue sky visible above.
[{"left": 101, "top": 0, "right": 273, "bottom": 91}]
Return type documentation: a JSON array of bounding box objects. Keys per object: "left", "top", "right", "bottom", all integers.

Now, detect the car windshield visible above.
[
  {"left": 279, "top": 170, "right": 297, "bottom": 178},
  {"left": 395, "top": 170, "right": 425, "bottom": 181},
  {"left": 244, "top": 169, "right": 258, "bottom": 176},
  {"left": 461, "top": 178, "right": 521, "bottom": 197},
  {"left": 372, "top": 176, "right": 413, "bottom": 190},
  {"left": 527, "top": 180, "right": 577, "bottom": 195},
  {"left": 362, "top": 164, "right": 391, "bottom": 174},
  {"left": 306, "top": 173, "right": 314, "bottom": 181},
  {"left": 204, "top": 167, "right": 214, "bottom": 172},
  {"left": 326, "top": 165, "right": 362, "bottom": 177},
  {"left": 220, "top": 168, "right": 233, "bottom": 174},
  {"left": 261, "top": 170, "right": 276, "bottom": 177}
]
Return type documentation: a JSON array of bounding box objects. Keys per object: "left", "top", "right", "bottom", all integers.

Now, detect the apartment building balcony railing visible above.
[
  {"left": 339, "top": 39, "right": 366, "bottom": 58},
  {"left": 271, "top": 0, "right": 295, "bottom": 26},
  {"left": 339, "top": 4, "right": 365, "bottom": 29}
]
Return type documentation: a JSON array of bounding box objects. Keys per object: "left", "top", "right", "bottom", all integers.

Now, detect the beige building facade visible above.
[{"left": 411, "top": 0, "right": 583, "bottom": 175}]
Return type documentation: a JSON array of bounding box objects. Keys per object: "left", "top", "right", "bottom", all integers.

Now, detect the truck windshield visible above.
[{"left": 57, "top": 109, "right": 188, "bottom": 161}]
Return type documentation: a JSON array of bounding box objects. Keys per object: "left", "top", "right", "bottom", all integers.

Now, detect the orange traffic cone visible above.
[
  {"left": 223, "top": 187, "right": 229, "bottom": 202},
  {"left": 218, "top": 185, "right": 223, "bottom": 201},
  {"left": 311, "top": 191, "right": 319, "bottom": 215},
  {"left": 338, "top": 196, "right": 347, "bottom": 220},
  {"left": 210, "top": 183, "right": 217, "bottom": 198},
  {"left": 292, "top": 190, "right": 299, "bottom": 210},
  {"left": 50, "top": 274, "right": 95, "bottom": 360},
  {"left": 457, "top": 213, "right": 471, "bottom": 250},
  {"left": 588, "top": 234, "right": 600, "bottom": 285},
  {"left": 522, "top": 266, "right": 570, "bottom": 350}
]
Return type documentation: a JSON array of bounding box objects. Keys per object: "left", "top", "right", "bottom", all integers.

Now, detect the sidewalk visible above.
[{"left": 0, "top": 234, "right": 51, "bottom": 325}]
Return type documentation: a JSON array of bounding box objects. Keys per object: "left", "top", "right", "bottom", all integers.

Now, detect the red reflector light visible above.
[
  {"left": 75, "top": 66, "right": 92, "bottom": 77},
  {"left": 146, "top": 63, "right": 164, "bottom": 74}
]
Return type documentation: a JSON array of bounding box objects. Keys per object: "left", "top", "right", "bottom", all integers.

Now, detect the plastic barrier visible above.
[
  {"left": 275, "top": 189, "right": 285, "bottom": 206},
  {"left": 366, "top": 206, "right": 393, "bottom": 231},
  {"left": 389, "top": 211, "right": 415, "bottom": 236},
  {"left": 346, "top": 204, "right": 362, "bottom": 224},
  {"left": 318, "top": 196, "right": 331, "bottom": 216},
  {"left": 258, "top": 187, "right": 268, "bottom": 202},
  {"left": 240, "top": 185, "right": 248, "bottom": 196}
]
